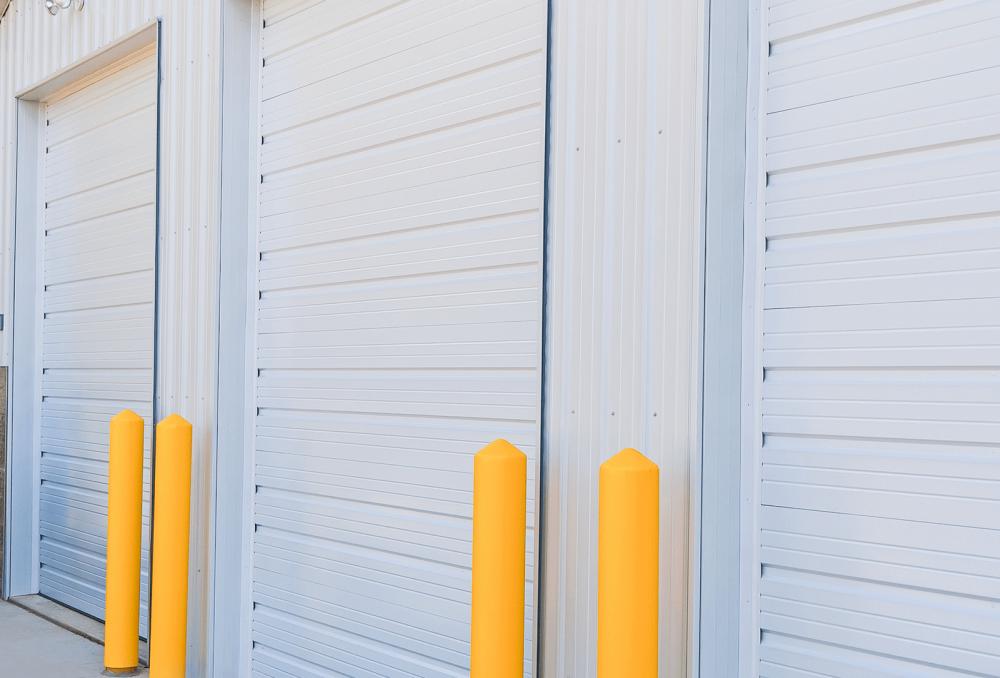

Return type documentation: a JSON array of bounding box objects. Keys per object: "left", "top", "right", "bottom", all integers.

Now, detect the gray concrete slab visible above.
[
  {"left": 0, "top": 600, "right": 147, "bottom": 677},
  {"left": 10, "top": 595, "right": 149, "bottom": 665}
]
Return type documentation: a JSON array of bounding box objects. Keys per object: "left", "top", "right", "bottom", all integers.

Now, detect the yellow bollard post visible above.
[
  {"left": 598, "top": 448, "right": 659, "bottom": 678},
  {"left": 470, "top": 439, "right": 527, "bottom": 678},
  {"left": 104, "top": 409, "right": 145, "bottom": 674},
  {"left": 149, "top": 414, "right": 193, "bottom": 678}
]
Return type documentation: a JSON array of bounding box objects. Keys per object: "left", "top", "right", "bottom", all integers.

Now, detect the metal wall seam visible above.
[
  {"left": 0, "top": 3, "right": 221, "bottom": 675},
  {"left": 541, "top": 0, "right": 707, "bottom": 676}
]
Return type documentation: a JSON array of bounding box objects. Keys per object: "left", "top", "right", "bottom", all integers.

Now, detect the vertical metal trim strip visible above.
[
  {"left": 696, "top": 0, "right": 710, "bottom": 670},
  {"left": 1, "top": 99, "right": 19, "bottom": 600},
  {"left": 146, "top": 17, "right": 164, "bottom": 641},
  {"left": 211, "top": 1, "right": 257, "bottom": 673},
  {"left": 739, "top": 1, "right": 767, "bottom": 675},
  {"left": 535, "top": 0, "right": 554, "bottom": 674},
  {"left": 698, "top": 0, "right": 749, "bottom": 672}
]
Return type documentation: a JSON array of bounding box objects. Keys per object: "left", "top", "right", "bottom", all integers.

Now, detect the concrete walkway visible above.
[{"left": 0, "top": 599, "right": 146, "bottom": 677}]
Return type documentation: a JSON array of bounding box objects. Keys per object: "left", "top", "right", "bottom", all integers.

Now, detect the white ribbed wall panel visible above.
[
  {"left": 0, "top": 3, "right": 220, "bottom": 673},
  {"left": 39, "top": 46, "right": 156, "bottom": 636},
  {"left": 542, "top": 1, "right": 706, "bottom": 677},
  {"left": 251, "top": 1, "right": 546, "bottom": 676},
  {"left": 748, "top": 0, "right": 1000, "bottom": 675}
]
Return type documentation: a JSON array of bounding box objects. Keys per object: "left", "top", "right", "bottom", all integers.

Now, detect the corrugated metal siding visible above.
[
  {"left": 0, "top": 3, "right": 220, "bottom": 673},
  {"left": 752, "top": 0, "right": 1000, "bottom": 675},
  {"left": 251, "top": 1, "right": 546, "bottom": 676},
  {"left": 39, "top": 46, "right": 156, "bottom": 635},
  {"left": 542, "top": 1, "right": 706, "bottom": 677}
]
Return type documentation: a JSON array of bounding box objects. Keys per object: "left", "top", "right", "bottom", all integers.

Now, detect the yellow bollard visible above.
[
  {"left": 470, "top": 439, "right": 527, "bottom": 678},
  {"left": 597, "top": 448, "right": 659, "bottom": 678},
  {"left": 149, "top": 414, "right": 193, "bottom": 678},
  {"left": 104, "top": 409, "right": 145, "bottom": 674}
]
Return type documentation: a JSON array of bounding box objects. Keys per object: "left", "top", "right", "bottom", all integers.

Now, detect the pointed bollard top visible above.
[
  {"left": 476, "top": 438, "right": 526, "bottom": 460},
  {"left": 112, "top": 409, "right": 143, "bottom": 425},
  {"left": 157, "top": 413, "right": 192, "bottom": 433},
  {"left": 601, "top": 447, "right": 658, "bottom": 474},
  {"left": 471, "top": 437, "right": 527, "bottom": 677},
  {"left": 598, "top": 447, "right": 659, "bottom": 678}
]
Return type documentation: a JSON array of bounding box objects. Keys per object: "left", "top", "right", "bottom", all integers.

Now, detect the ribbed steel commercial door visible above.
[
  {"left": 251, "top": 2, "right": 546, "bottom": 676},
  {"left": 749, "top": 1, "right": 1000, "bottom": 675},
  {"left": 38, "top": 47, "right": 157, "bottom": 636}
]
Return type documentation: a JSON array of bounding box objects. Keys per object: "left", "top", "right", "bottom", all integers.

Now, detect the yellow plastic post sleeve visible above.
[
  {"left": 104, "top": 409, "right": 145, "bottom": 673},
  {"left": 149, "top": 414, "right": 193, "bottom": 678},
  {"left": 470, "top": 439, "right": 527, "bottom": 678},
  {"left": 598, "top": 448, "right": 659, "bottom": 678}
]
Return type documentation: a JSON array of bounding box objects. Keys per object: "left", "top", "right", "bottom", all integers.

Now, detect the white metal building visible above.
[{"left": 0, "top": 0, "right": 996, "bottom": 677}]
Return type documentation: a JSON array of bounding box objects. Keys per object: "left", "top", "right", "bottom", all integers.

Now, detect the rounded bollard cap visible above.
[
  {"left": 111, "top": 409, "right": 143, "bottom": 425},
  {"left": 475, "top": 438, "right": 526, "bottom": 460},
  {"left": 601, "top": 447, "right": 658, "bottom": 473},
  {"left": 156, "top": 413, "right": 192, "bottom": 432}
]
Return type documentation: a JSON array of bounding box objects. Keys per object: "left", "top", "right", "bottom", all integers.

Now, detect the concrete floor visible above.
[{"left": 0, "top": 600, "right": 147, "bottom": 677}]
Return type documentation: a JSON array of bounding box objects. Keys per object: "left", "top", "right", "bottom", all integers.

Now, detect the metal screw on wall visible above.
[{"left": 45, "top": 0, "right": 84, "bottom": 15}]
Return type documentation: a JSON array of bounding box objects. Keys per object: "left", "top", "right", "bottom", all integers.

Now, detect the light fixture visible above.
[{"left": 45, "top": 0, "right": 84, "bottom": 15}]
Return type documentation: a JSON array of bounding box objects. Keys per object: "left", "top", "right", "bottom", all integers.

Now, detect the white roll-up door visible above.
[
  {"left": 251, "top": 2, "right": 546, "bottom": 676},
  {"left": 38, "top": 47, "right": 157, "bottom": 636},
  {"left": 750, "top": 1, "right": 1000, "bottom": 675}
]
